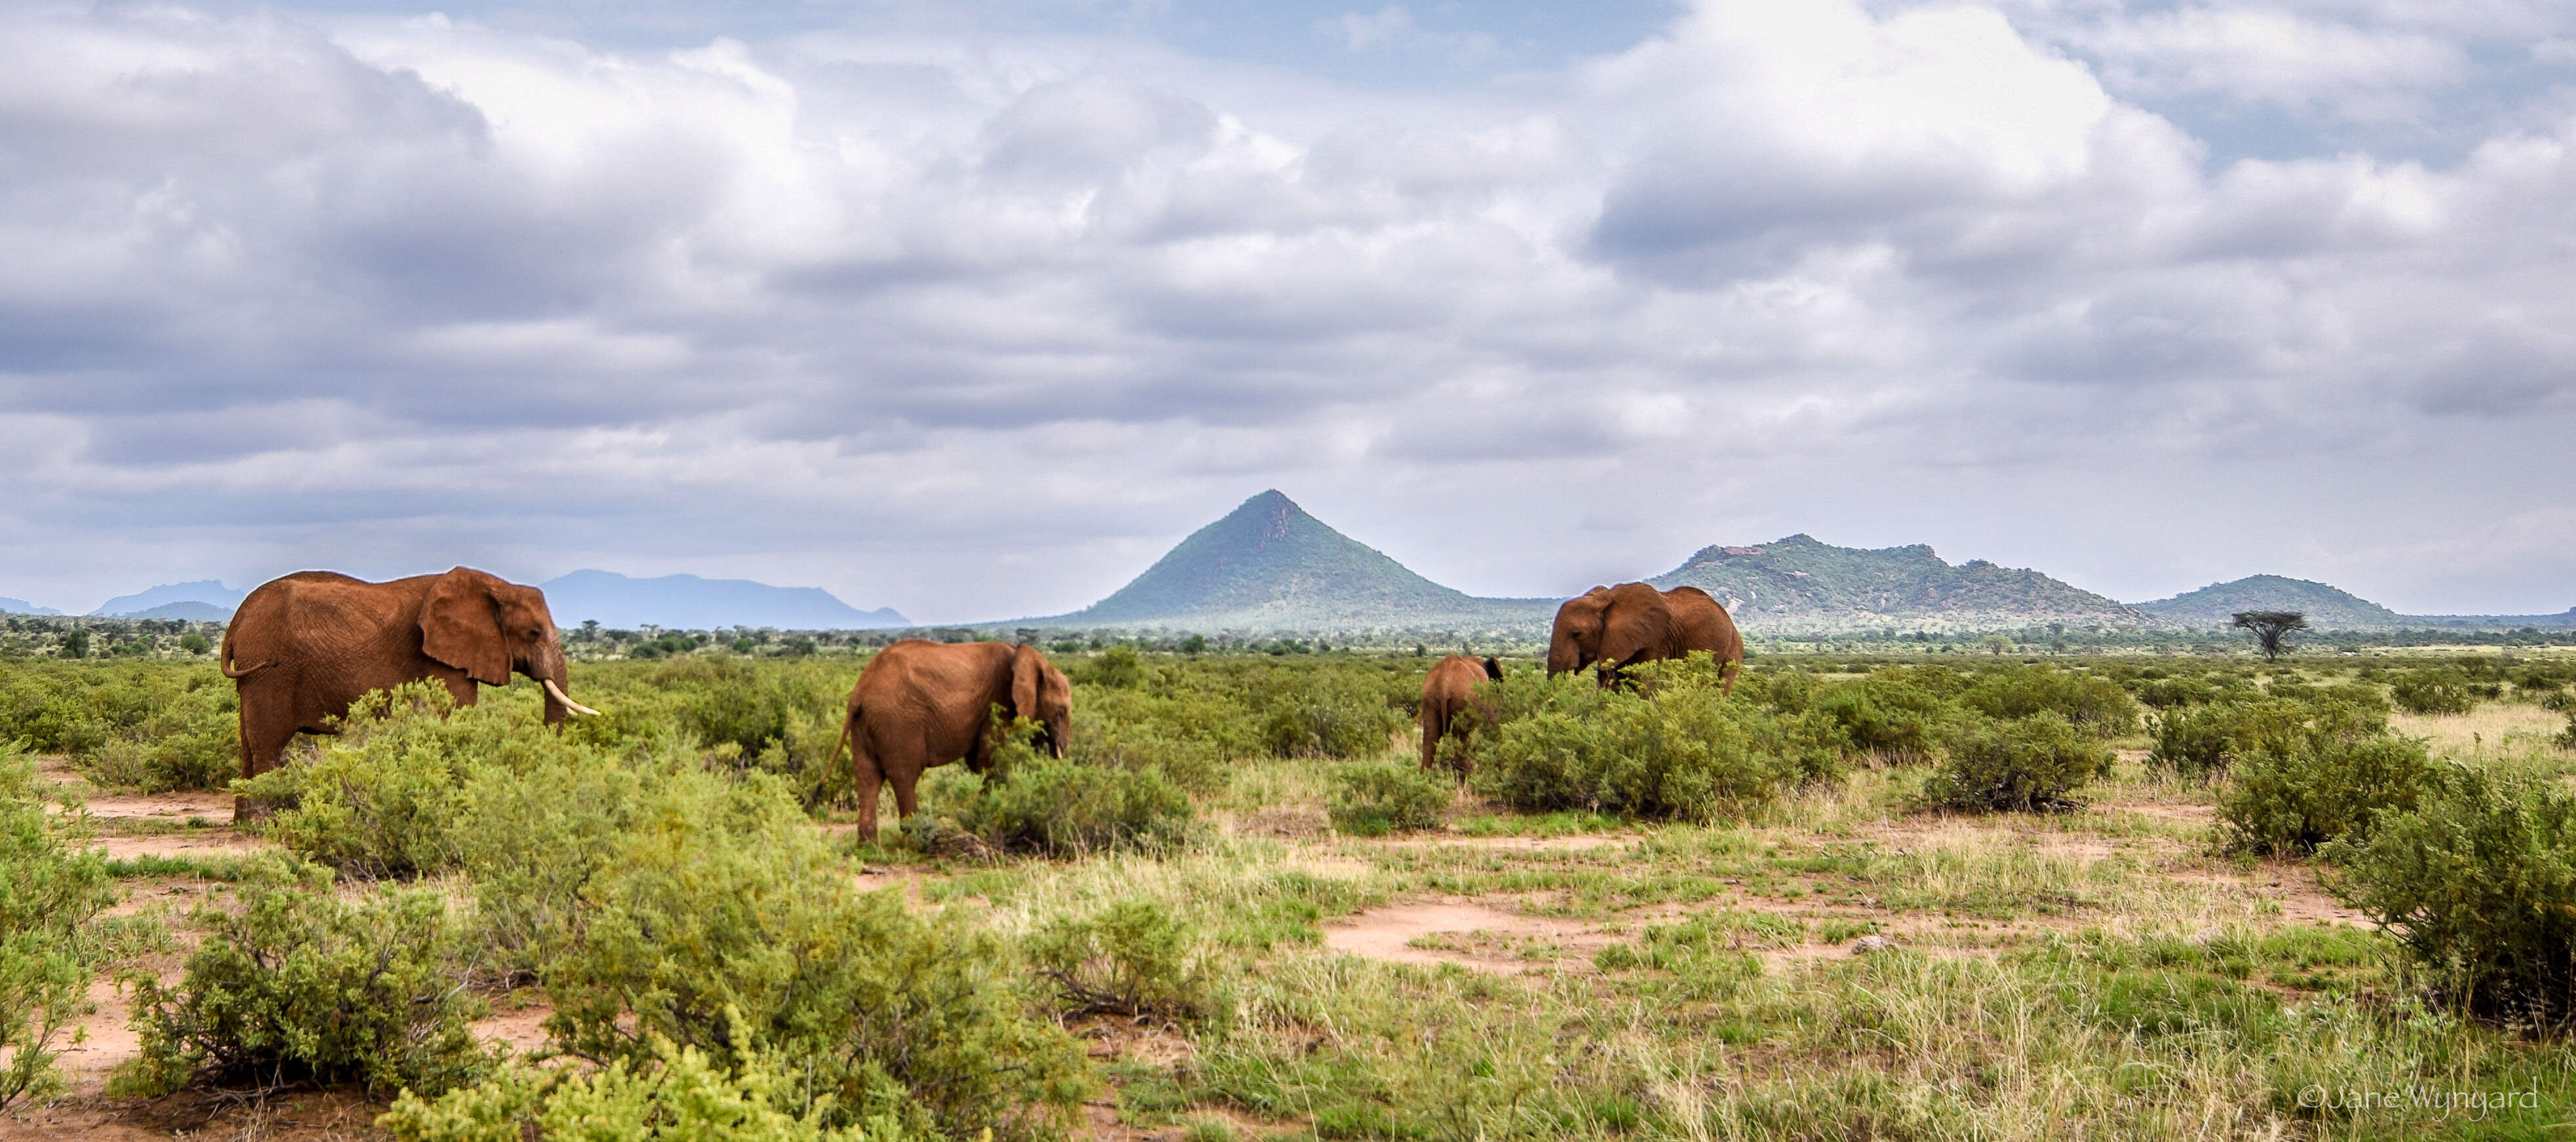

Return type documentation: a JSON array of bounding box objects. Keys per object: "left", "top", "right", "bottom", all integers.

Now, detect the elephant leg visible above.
[
  {"left": 890, "top": 769, "right": 923, "bottom": 820},
  {"left": 233, "top": 703, "right": 294, "bottom": 823},
  {"left": 1420, "top": 708, "right": 1444, "bottom": 769},
  {"left": 853, "top": 744, "right": 885, "bottom": 843}
]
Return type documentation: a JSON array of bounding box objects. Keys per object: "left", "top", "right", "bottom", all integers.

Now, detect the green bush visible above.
[
  {"left": 382, "top": 1019, "right": 929, "bottom": 1142},
  {"left": 2391, "top": 670, "right": 2477, "bottom": 715},
  {"left": 930, "top": 759, "right": 1195, "bottom": 857},
  {"left": 2217, "top": 734, "right": 2434, "bottom": 856},
  {"left": 541, "top": 797, "right": 1088, "bottom": 1137},
  {"left": 1920, "top": 713, "right": 2111, "bottom": 812},
  {"left": 1326, "top": 761, "right": 1451, "bottom": 836},
  {"left": 1959, "top": 666, "right": 2139, "bottom": 737},
  {"left": 2149, "top": 695, "right": 2385, "bottom": 778},
  {"left": 0, "top": 742, "right": 117, "bottom": 1111},
  {"left": 1028, "top": 900, "right": 1224, "bottom": 1023},
  {"left": 2131, "top": 676, "right": 2216, "bottom": 709},
  {"left": 1255, "top": 669, "right": 1406, "bottom": 759},
  {"left": 2324, "top": 767, "right": 2576, "bottom": 1025},
  {"left": 236, "top": 681, "right": 502, "bottom": 877},
  {"left": 1810, "top": 674, "right": 1955, "bottom": 762},
  {"left": 1474, "top": 660, "right": 1831, "bottom": 822},
  {"left": 0, "top": 660, "right": 237, "bottom": 791},
  {"left": 115, "top": 856, "right": 494, "bottom": 1097}
]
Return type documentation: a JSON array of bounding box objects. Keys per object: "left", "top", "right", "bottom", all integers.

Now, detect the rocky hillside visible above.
[
  {"left": 1647, "top": 535, "right": 2153, "bottom": 635},
  {"left": 1034, "top": 491, "right": 1553, "bottom": 634},
  {"left": 2133, "top": 575, "right": 2408, "bottom": 630}
]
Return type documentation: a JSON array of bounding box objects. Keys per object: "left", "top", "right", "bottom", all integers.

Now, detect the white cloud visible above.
[
  {"left": 1322, "top": 7, "right": 1413, "bottom": 53},
  {"left": 0, "top": 0, "right": 2571, "bottom": 617}
]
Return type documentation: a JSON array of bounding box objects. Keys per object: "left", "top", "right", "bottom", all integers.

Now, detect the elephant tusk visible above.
[{"left": 543, "top": 677, "right": 602, "bottom": 717}]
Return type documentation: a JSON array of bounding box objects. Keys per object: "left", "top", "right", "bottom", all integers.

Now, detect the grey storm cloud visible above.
[{"left": 1, "top": 0, "right": 2574, "bottom": 618}]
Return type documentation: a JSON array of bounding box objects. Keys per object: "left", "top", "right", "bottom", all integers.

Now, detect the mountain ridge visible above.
[
  {"left": 1029, "top": 491, "right": 1554, "bottom": 632},
  {"left": 537, "top": 570, "right": 908, "bottom": 630},
  {"left": 1646, "top": 535, "right": 2153, "bottom": 634},
  {"left": 94, "top": 581, "right": 245, "bottom": 618}
]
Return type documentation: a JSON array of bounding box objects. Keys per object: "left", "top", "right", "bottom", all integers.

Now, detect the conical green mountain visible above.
[
  {"left": 2134, "top": 575, "right": 2407, "bottom": 630},
  {"left": 1041, "top": 491, "right": 1553, "bottom": 632},
  {"left": 1647, "top": 534, "right": 2153, "bottom": 634}
]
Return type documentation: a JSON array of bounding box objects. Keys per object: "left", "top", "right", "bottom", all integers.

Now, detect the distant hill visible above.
[
  {"left": 2134, "top": 575, "right": 2408, "bottom": 630},
  {"left": 1647, "top": 535, "right": 2153, "bottom": 635},
  {"left": 537, "top": 570, "right": 907, "bottom": 630},
  {"left": 93, "top": 581, "right": 244, "bottom": 618},
  {"left": 121, "top": 601, "right": 234, "bottom": 621},
  {"left": 1032, "top": 490, "right": 1554, "bottom": 633},
  {"left": 0, "top": 596, "right": 62, "bottom": 616}
]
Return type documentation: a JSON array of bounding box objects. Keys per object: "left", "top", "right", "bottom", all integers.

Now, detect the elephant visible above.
[
  {"left": 219, "top": 567, "right": 598, "bottom": 820},
  {"left": 1420, "top": 654, "right": 1503, "bottom": 774},
  {"left": 1546, "top": 582, "right": 1744, "bottom": 693},
  {"left": 828, "top": 639, "right": 1072, "bottom": 841}
]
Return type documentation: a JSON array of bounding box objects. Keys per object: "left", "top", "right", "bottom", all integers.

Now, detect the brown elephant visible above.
[
  {"left": 828, "top": 639, "right": 1072, "bottom": 840},
  {"left": 1420, "top": 654, "right": 1502, "bottom": 773},
  {"left": 219, "top": 567, "right": 598, "bottom": 820},
  {"left": 1546, "top": 582, "right": 1744, "bottom": 693}
]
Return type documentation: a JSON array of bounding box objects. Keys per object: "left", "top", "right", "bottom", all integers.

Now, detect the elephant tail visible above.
[
  {"left": 826, "top": 703, "right": 855, "bottom": 774},
  {"left": 216, "top": 624, "right": 270, "bottom": 679}
]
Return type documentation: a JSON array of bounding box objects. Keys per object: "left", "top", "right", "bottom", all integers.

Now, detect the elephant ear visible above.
[
  {"left": 1482, "top": 657, "right": 1503, "bottom": 679},
  {"left": 1010, "top": 644, "right": 1046, "bottom": 720},
  {"left": 421, "top": 568, "right": 511, "bottom": 686},
  {"left": 1602, "top": 583, "right": 1677, "bottom": 665}
]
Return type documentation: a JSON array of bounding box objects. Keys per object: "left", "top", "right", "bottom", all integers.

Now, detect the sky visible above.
[{"left": 3, "top": 0, "right": 2573, "bottom": 621}]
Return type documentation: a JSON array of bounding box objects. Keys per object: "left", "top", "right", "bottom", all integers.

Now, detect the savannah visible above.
[{"left": 7, "top": 615, "right": 2576, "bottom": 1141}]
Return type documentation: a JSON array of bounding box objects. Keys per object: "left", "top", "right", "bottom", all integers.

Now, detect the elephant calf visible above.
[
  {"left": 221, "top": 567, "right": 599, "bottom": 821},
  {"left": 829, "top": 639, "right": 1072, "bottom": 841},
  {"left": 1420, "top": 654, "right": 1503, "bottom": 773}
]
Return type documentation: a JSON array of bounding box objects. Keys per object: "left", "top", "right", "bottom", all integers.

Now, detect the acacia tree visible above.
[{"left": 2232, "top": 611, "right": 2308, "bottom": 662}]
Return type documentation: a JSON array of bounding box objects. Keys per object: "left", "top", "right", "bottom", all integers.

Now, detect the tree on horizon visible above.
[{"left": 2233, "top": 611, "right": 2308, "bottom": 661}]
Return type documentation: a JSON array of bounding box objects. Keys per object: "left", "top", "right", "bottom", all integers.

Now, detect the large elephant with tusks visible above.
[
  {"left": 220, "top": 567, "right": 600, "bottom": 820},
  {"left": 828, "top": 639, "right": 1073, "bottom": 840}
]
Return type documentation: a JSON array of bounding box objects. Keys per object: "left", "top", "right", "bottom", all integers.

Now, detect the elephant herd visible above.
[
  {"left": 1419, "top": 581, "right": 1746, "bottom": 774},
  {"left": 212, "top": 567, "right": 1739, "bottom": 833}
]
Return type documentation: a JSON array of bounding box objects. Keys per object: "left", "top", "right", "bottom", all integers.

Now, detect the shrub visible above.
[
  {"left": 931, "top": 759, "right": 1195, "bottom": 857},
  {"left": 541, "top": 799, "right": 1088, "bottom": 1137},
  {"left": 1028, "top": 900, "right": 1224, "bottom": 1023},
  {"left": 2149, "top": 695, "right": 2384, "bottom": 778},
  {"left": 1326, "top": 761, "right": 1451, "bottom": 836},
  {"left": 1920, "top": 713, "right": 2111, "bottom": 812},
  {"left": 0, "top": 661, "right": 237, "bottom": 791},
  {"left": 2132, "top": 676, "right": 2216, "bottom": 709},
  {"left": 2216, "top": 734, "right": 2434, "bottom": 855},
  {"left": 116, "top": 856, "right": 494, "bottom": 1097},
  {"left": 1960, "top": 666, "right": 2139, "bottom": 737},
  {"left": 1255, "top": 670, "right": 1406, "bottom": 759},
  {"left": 236, "top": 681, "right": 488, "bottom": 877},
  {"left": 1475, "top": 661, "right": 1830, "bottom": 822},
  {"left": 2324, "top": 767, "right": 2576, "bottom": 1026},
  {"left": 381, "top": 1020, "right": 929, "bottom": 1142},
  {"left": 1810, "top": 674, "right": 1955, "bottom": 762},
  {"left": 2391, "top": 670, "right": 2477, "bottom": 715},
  {"left": 0, "top": 742, "right": 117, "bottom": 1111}
]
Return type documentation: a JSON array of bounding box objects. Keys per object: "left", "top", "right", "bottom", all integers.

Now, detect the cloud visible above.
[
  {"left": 1321, "top": 7, "right": 1413, "bottom": 53},
  {"left": 0, "top": 0, "right": 2571, "bottom": 617}
]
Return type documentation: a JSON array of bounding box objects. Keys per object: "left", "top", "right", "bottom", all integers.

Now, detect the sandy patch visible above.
[
  {"left": 1325, "top": 900, "right": 1611, "bottom": 973},
  {"left": 2167, "top": 864, "right": 2370, "bottom": 927},
  {"left": 471, "top": 1000, "right": 553, "bottom": 1054},
  {"left": 85, "top": 831, "right": 273, "bottom": 861},
  {"left": 1375, "top": 833, "right": 1633, "bottom": 852},
  {"left": 49, "top": 978, "right": 144, "bottom": 1098},
  {"left": 62, "top": 791, "right": 237, "bottom": 822}
]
